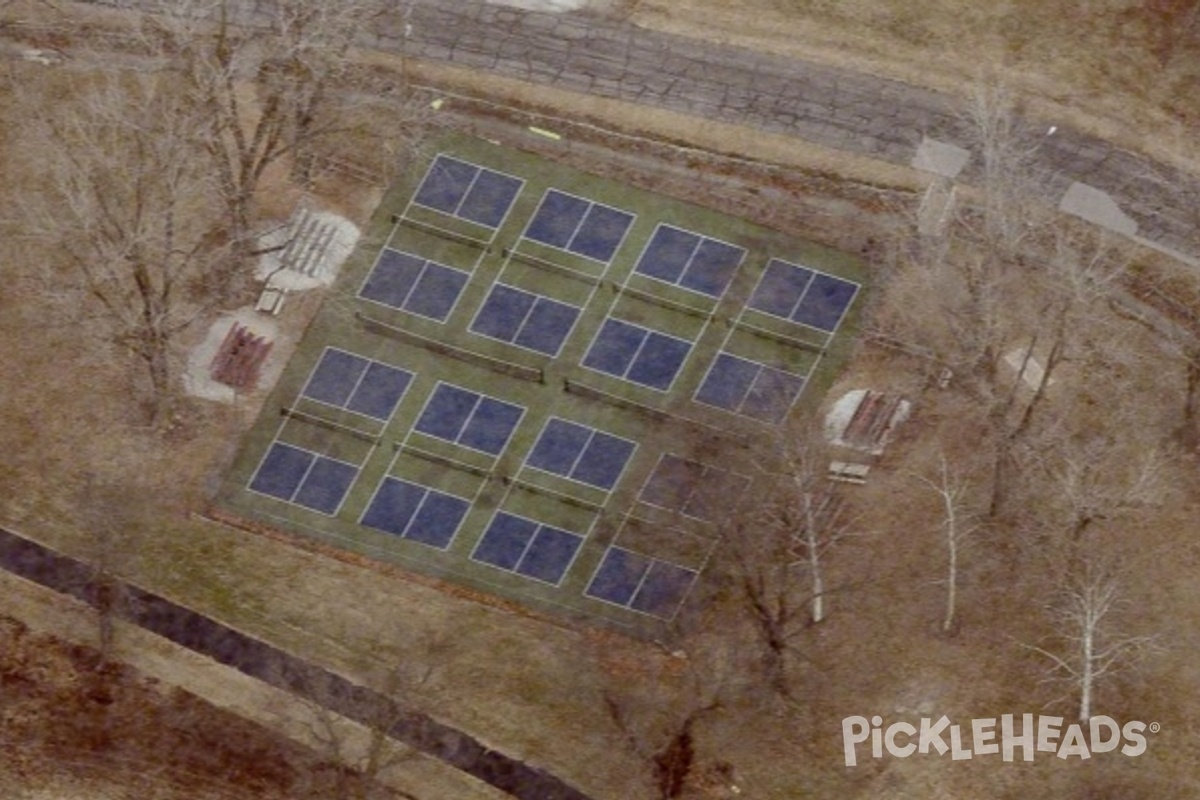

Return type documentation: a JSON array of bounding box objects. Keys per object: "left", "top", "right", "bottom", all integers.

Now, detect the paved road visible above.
[
  {"left": 359, "top": 1, "right": 1190, "bottom": 259},
  {"left": 82, "top": 0, "right": 1194, "bottom": 256},
  {"left": 0, "top": 525, "right": 592, "bottom": 800}
]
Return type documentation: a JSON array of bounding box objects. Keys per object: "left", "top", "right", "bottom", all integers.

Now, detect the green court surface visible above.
[{"left": 217, "top": 134, "right": 865, "bottom": 637}]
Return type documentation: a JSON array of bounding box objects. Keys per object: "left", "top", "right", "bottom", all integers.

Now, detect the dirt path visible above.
[{"left": 0, "top": 525, "right": 593, "bottom": 800}]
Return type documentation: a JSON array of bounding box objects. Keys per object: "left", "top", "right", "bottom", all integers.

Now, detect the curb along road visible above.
[{"left": 0, "top": 525, "right": 592, "bottom": 800}]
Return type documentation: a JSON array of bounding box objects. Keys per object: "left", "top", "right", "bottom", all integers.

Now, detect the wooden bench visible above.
[
  {"left": 255, "top": 286, "right": 286, "bottom": 316},
  {"left": 828, "top": 461, "right": 871, "bottom": 485}
]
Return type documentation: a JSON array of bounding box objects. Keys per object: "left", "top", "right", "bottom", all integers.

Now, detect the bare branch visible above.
[
  {"left": 913, "top": 452, "right": 982, "bottom": 635},
  {"left": 1019, "top": 564, "right": 1160, "bottom": 723},
  {"left": 12, "top": 67, "right": 227, "bottom": 424}
]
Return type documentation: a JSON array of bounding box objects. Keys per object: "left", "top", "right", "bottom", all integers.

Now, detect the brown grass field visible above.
[
  {"left": 633, "top": 0, "right": 1200, "bottom": 172},
  {"left": 2, "top": 1, "right": 1200, "bottom": 798}
]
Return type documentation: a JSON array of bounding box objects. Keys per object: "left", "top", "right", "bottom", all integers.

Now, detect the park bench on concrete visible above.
[{"left": 255, "top": 285, "right": 287, "bottom": 316}]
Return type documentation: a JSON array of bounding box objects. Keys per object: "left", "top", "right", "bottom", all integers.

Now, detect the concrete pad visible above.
[
  {"left": 911, "top": 136, "right": 971, "bottom": 179},
  {"left": 825, "top": 389, "right": 866, "bottom": 444},
  {"left": 1132, "top": 234, "right": 1200, "bottom": 269},
  {"left": 183, "top": 307, "right": 284, "bottom": 403},
  {"left": 255, "top": 210, "right": 361, "bottom": 291},
  {"left": 1003, "top": 345, "right": 1054, "bottom": 391},
  {"left": 1058, "top": 181, "right": 1138, "bottom": 237},
  {"left": 824, "top": 389, "right": 911, "bottom": 456}
]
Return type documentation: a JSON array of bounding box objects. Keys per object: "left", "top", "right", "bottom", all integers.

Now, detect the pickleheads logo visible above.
[{"left": 841, "top": 714, "right": 1156, "bottom": 766}]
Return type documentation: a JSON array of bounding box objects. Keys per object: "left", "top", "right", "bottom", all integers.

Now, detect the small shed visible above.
[
  {"left": 824, "top": 390, "right": 911, "bottom": 484},
  {"left": 826, "top": 389, "right": 911, "bottom": 456}
]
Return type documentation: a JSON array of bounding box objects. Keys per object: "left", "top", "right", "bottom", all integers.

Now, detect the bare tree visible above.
[
  {"left": 776, "top": 426, "right": 856, "bottom": 627},
  {"left": 727, "top": 504, "right": 806, "bottom": 697},
  {"left": 875, "top": 91, "right": 1130, "bottom": 518},
  {"left": 13, "top": 68, "right": 227, "bottom": 424},
  {"left": 981, "top": 231, "right": 1128, "bottom": 513},
  {"left": 84, "top": 511, "right": 129, "bottom": 679},
  {"left": 603, "top": 661, "right": 723, "bottom": 800},
  {"left": 1129, "top": 306, "right": 1200, "bottom": 446},
  {"left": 915, "top": 453, "right": 981, "bottom": 636},
  {"left": 1181, "top": 344, "right": 1200, "bottom": 440},
  {"left": 1116, "top": 128, "right": 1200, "bottom": 445},
  {"left": 275, "top": 633, "right": 456, "bottom": 800},
  {"left": 300, "top": 665, "right": 426, "bottom": 800},
  {"left": 55, "top": 477, "right": 148, "bottom": 752},
  {"left": 1101, "top": 257, "right": 1200, "bottom": 452},
  {"left": 725, "top": 425, "right": 857, "bottom": 693},
  {"left": 1020, "top": 564, "right": 1158, "bottom": 723},
  {"left": 142, "top": 0, "right": 390, "bottom": 279},
  {"left": 958, "top": 81, "right": 1047, "bottom": 265},
  {"left": 1036, "top": 441, "right": 1170, "bottom": 542}
]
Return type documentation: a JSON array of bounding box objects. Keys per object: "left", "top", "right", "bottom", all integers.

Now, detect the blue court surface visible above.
[
  {"left": 694, "top": 352, "right": 807, "bottom": 424},
  {"left": 301, "top": 348, "right": 414, "bottom": 422},
  {"left": 411, "top": 154, "right": 523, "bottom": 228},
  {"left": 524, "top": 417, "right": 636, "bottom": 491},
  {"left": 359, "top": 249, "right": 469, "bottom": 322},
  {"left": 360, "top": 477, "right": 471, "bottom": 549},
  {"left": 524, "top": 189, "right": 635, "bottom": 263},
  {"left": 584, "top": 546, "right": 697, "bottom": 619},
  {"left": 470, "top": 511, "right": 584, "bottom": 585},
  {"left": 249, "top": 442, "right": 358, "bottom": 515},
  {"left": 748, "top": 258, "right": 858, "bottom": 332},
  {"left": 639, "top": 453, "right": 750, "bottom": 523},
  {"left": 413, "top": 383, "right": 524, "bottom": 456},
  {"left": 634, "top": 224, "right": 746, "bottom": 298},
  {"left": 582, "top": 318, "right": 692, "bottom": 391},
  {"left": 469, "top": 283, "right": 582, "bottom": 357}
]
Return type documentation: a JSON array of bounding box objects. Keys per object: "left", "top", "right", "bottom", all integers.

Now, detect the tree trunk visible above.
[
  {"left": 1079, "top": 620, "right": 1094, "bottom": 724},
  {"left": 943, "top": 525, "right": 958, "bottom": 635},
  {"left": 1183, "top": 356, "right": 1200, "bottom": 446},
  {"left": 1011, "top": 334, "right": 1063, "bottom": 440},
  {"left": 653, "top": 717, "right": 696, "bottom": 799},
  {"left": 141, "top": 333, "right": 173, "bottom": 428},
  {"left": 806, "top": 527, "right": 825, "bottom": 625},
  {"left": 988, "top": 438, "right": 1008, "bottom": 519},
  {"left": 93, "top": 574, "right": 121, "bottom": 671},
  {"left": 758, "top": 617, "right": 791, "bottom": 698}
]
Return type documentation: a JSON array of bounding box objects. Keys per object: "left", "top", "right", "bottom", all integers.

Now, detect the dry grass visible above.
[
  {"left": 804, "top": 332, "right": 1200, "bottom": 795},
  {"left": 3, "top": 5, "right": 1200, "bottom": 799},
  {"left": 0, "top": 572, "right": 513, "bottom": 800},
  {"left": 634, "top": 0, "right": 1200, "bottom": 172},
  {"left": 0, "top": 57, "right": 667, "bottom": 800},
  {"left": 0, "top": 604, "right": 348, "bottom": 800}
]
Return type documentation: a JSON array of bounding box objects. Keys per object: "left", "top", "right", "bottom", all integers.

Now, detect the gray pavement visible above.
[
  {"left": 362, "top": 1, "right": 1194, "bottom": 260},
  {"left": 84, "top": 0, "right": 1196, "bottom": 258}
]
